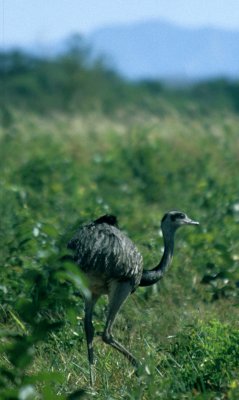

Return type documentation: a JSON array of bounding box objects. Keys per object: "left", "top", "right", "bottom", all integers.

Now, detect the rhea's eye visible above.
[
  {"left": 171, "top": 212, "right": 185, "bottom": 221},
  {"left": 177, "top": 213, "right": 185, "bottom": 219}
]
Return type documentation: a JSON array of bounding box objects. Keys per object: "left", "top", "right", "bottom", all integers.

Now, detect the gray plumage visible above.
[
  {"left": 68, "top": 211, "right": 199, "bottom": 386},
  {"left": 68, "top": 218, "right": 143, "bottom": 291}
]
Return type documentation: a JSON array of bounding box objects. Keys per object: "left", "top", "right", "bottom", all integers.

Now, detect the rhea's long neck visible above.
[{"left": 139, "top": 228, "right": 175, "bottom": 287}]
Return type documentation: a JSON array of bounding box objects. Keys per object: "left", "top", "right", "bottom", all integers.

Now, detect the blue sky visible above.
[{"left": 1, "top": 0, "right": 239, "bottom": 46}]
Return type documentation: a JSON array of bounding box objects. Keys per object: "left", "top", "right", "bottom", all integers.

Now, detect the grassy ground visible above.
[{"left": 0, "top": 109, "right": 239, "bottom": 399}]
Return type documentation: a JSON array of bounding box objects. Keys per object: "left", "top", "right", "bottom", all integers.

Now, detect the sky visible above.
[{"left": 1, "top": 0, "right": 239, "bottom": 47}]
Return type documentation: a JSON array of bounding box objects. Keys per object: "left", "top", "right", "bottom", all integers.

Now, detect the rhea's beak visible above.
[{"left": 185, "top": 217, "right": 200, "bottom": 226}]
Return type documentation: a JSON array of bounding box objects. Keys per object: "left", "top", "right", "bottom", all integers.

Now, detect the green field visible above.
[{"left": 1, "top": 47, "right": 239, "bottom": 399}]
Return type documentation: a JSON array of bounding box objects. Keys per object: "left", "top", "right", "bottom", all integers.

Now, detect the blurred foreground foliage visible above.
[{"left": 0, "top": 39, "right": 239, "bottom": 399}]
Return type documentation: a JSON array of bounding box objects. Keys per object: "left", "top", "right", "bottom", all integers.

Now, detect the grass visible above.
[{"left": 0, "top": 107, "right": 239, "bottom": 399}]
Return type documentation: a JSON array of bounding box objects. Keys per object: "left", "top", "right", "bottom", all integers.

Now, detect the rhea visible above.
[{"left": 67, "top": 211, "right": 199, "bottom": 385}]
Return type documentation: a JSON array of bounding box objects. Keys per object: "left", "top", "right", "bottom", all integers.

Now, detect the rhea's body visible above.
[{"left": 68, "top": 216, "right": 143, "bottom": 295}]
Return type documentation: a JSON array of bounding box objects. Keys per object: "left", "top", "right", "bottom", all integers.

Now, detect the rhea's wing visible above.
[
  {"left": 67, "top": 215, "right": 117, "bottom": 250},
  {"left": 67, "top": 223, "right": 143, "bottom": 282},
  {"left": 93, "top": 214, "right": 118, "bottom": 227}
]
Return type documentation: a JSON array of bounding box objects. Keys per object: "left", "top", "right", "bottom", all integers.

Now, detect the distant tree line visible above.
[{"left": 1, "top": 36, "right": 239, "bottom": 116}]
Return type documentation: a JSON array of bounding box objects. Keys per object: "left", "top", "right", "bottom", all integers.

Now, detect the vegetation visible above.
[
  {"left": 0, "top": 42, "right": 239, "bottom": 399},
  {"left": 1, "top": 37, "right": 239, "bottom": 117}
]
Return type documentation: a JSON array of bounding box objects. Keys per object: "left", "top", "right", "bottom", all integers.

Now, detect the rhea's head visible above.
[{"left": 161, "top": 211, "right": 199, "bottom": 233}]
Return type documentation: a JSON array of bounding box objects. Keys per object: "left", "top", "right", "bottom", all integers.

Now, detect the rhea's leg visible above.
[
  {"left": 84, "top": 293, "right": 99, "bottom": 386},
  {"left": 102, "top": 281, "right": 138, "bottom": 367}
]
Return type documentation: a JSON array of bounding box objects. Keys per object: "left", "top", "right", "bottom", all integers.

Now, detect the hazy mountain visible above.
[{"left": 88, "top": 20, "right": 239, "bottom": 81}]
